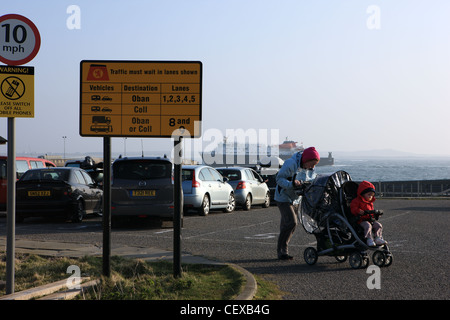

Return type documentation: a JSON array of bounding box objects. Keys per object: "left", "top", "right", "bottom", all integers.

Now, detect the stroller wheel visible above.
[
  {"left": 384, "top": 253, "right": 393, "bottom": 267},
  {"left": 372, "top": 250, "right": 386, "bottom": 267},
  {"left": 349, "top": 252, "right": 363, "bottom": 269},
  {"left": 304, "top": 247, "right": 318, "bottom": 265}
]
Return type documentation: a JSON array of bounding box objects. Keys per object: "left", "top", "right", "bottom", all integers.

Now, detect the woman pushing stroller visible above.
[{"left": 350, "top": 180, "right": 387, "bottom": 247}]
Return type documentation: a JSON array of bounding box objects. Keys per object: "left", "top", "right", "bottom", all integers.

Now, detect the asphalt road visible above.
[{"left": 1, "top": 198, "right": 449, "bottom": 300}]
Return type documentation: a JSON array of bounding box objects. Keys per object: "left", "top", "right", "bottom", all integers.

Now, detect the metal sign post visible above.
[
  {"left": 173, "top": 136, "right": 183, "bottom": 278},
  {"left": 5, "top": 117, "right": 16, "bottom": 294},
  {"left": 102, "top": 137, "right": 112, "bottom": 277}
]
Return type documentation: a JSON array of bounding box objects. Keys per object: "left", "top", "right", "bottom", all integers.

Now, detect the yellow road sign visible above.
[
  {"left": 80, "top": 61, "right": 202, "bottom": 138},
  {"left": 0, "top": 65, "right": 34, "bottom": 118}
]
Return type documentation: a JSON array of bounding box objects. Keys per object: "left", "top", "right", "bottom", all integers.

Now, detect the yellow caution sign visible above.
[
  {"left": 0, "top": 66, "right": 34, "bottom": 118},
  {"left": 80, "top": 61, "right": 202, "bottom": 138}
]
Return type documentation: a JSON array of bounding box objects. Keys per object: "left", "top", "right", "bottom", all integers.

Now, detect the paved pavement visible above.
[{"left": 0, "top": 237, "right": 257, "bottom": 300}]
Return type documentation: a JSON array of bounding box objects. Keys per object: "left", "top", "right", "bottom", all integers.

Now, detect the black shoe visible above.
[{"left": 278, "top": 254, "right": 293, "bottom": 260}]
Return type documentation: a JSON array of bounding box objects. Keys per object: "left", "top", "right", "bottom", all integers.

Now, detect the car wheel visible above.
[
  {"left": 262, "top": 192, "right": 270, "bottom": 208},
  {"left": 72, "top": 200, "right": 85, "bottom": 223},
  {"left": 199, "top": 195, "right": 210, "bottom": 216},
  {"left": 243, "top": 194, "right": 252, "bottom": 210},
  {"left": 224, "top": 193, "right": 235, "bottom": 213}
]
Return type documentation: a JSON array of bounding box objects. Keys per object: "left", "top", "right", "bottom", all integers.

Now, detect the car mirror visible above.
[{"left": 223, "top": 177, "right": 229, "bottom": 183}]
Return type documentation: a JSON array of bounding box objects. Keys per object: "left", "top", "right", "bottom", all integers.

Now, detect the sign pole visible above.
[
  {"left": 6, "top": 117, "right": 16, "bottom": 294},
  {"left": 173, "top": 136, "right": 183, "bottom": 278},
  {"left": 102, "top": 137, "right": 111, "bottom": 277}
]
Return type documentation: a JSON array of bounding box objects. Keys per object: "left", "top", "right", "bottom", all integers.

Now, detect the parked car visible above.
[
  {"left": 217, "top": 167, "right": 270, "bottom": 210},
  {"left": 1, "top": 156, "right": 56, "bottom": 212},
  {"left": 16, "top": 167, "right": 103, "bottom": 222},
  {"left": 182, "top": 165, "right": 235, "bottom": 216},
  {"left": 111, "top": 156, "right": 175, "bottom": 224}
]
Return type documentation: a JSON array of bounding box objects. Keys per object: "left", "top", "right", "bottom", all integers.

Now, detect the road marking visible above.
[
  {"left": 244, "top": 233, "right": 278, "bottom": 240},
  {"left": 154, "top": 229, "right": 173, "bottom": 234},
  {"left": 184, "top": 220, "right": 273, "bottom": 240}
]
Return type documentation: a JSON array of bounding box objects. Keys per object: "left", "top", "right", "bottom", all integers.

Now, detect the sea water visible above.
[{"left": 314, "top": 158, "right": 450, "bottom": 182}]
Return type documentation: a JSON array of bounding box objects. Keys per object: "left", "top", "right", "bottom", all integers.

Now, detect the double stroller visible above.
[{"left": 296, "top": 171, "right": 393, "bottom": 269}]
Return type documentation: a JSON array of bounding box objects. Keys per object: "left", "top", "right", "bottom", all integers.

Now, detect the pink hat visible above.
[{"left": 302, "top": 147, "right": 320, "bottom": 163}]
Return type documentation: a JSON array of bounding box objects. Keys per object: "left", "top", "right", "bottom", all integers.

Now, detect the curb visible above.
[
  {"left": 229, "top": 263, "right": 257, "bottom": 300},
  {"left": 0, "top": 277, "right": 94, "bottom": 300}
]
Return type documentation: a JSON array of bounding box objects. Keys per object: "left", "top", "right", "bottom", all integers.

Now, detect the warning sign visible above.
[
  {"left": 80, "top": 61, "right": 202, "bottom": 138},
  {"left": 0, "top": 65, "right": 34, "bottom": 118}
]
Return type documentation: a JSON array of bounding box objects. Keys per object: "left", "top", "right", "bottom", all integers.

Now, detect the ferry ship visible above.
[{"left": 201, "top": 138, "right": 334, "bottom": 168}]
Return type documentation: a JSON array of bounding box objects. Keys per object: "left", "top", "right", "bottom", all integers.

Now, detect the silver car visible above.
[
  {"left": 182, "top": 165, "right": 235, "bottom": 216},
  {"left": 217, "top": 167, "right": 270, "bottom": 210},
  {"left": 111, "top": 157, "right": 174, "bottom": 224}
]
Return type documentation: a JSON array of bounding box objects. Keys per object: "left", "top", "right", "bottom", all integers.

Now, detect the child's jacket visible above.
[{"left": 350, "top": 180, "right": 376, "bottom": 224}]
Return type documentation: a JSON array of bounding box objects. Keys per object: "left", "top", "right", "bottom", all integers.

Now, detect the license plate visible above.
[
  {"left": 28, "top": 190, "right": 51, "bottom": 197},
  {"left": 131, "top": 190, "right": 155, "bottom": 197}
]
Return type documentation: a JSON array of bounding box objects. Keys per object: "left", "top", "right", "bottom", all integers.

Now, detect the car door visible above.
[
  {"left": 74, "top": 170, "right": 92, "bottom": 210},
  {"left": 208, "top": 168, "right": 229, "bottom": 205},
  {"left": 81, "top": 170, "right": 101, "bottom": 211},
  {"left": 198, "top": 168, "right": 216, "bottom": 205},
  {"left": 247, "top": 169, "right": 265, "bottom": 202}
]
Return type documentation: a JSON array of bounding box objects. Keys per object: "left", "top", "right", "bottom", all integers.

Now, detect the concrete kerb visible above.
[{"left": 0, "top": 238, "right": 257, "bottom": 300}]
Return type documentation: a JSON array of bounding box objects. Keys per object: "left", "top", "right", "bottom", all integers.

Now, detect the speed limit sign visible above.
[{"left": 0, "top": 14, "right": 41, "bottom": 66}]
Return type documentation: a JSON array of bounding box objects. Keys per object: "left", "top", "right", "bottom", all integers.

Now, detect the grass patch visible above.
[{"left": 0, "top": 253, "right": 244, "bottom": 300}]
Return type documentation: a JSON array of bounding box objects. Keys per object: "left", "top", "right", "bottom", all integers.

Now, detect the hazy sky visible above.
[{"left": 1, "top": 0, "right": 450, "bottom": 158}]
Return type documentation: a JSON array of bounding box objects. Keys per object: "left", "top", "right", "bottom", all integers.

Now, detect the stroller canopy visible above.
[{"left": 300, "top": 170, "right": 352, "bottom": 233}]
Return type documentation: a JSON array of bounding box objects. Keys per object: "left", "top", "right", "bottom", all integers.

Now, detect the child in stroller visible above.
[
  {"left": 350, "top": 180, "right": 387, "bottom": 247},
  {"left": 299, "top": 171, "right": 393, "bottom": 269}
]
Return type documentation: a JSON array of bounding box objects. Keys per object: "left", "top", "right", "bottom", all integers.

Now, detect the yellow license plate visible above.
[
  {"left": 131, "top": 190, "right": 155, "bottom": 197},
  {"left": 28, "top": 190, "right": 51, "bottom": 197}
]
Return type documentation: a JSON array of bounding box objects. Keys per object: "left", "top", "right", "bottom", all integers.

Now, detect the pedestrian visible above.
[
  {"left": 350, "top": 180, "right": 387, "bottom": 247},
  {"left": 275, "top": 146, "right": 320, "bottom": 260}
]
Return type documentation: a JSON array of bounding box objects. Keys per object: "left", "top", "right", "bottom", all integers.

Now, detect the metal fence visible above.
[{"left": 370, "top": 179, "right": 450, "bottom": 198}]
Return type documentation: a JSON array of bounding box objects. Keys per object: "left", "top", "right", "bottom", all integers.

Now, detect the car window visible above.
[
  {"left": 74, "top": 170, "right": 86, "bottom": 184},
  {"left": 199, "top": 168, "right": 214, "bottom": 181},
  {"left": 245, "top": 169, "right": 259, "bottom": 181},
  {"left": 21, "top": 169, "right": 69, "bottom": 182},
  {"left": 81, "top": 170, "right": 95, "bottom": 185},
  {"left": 208, "top": 168, "right": 223, "bottom": 182},
  {"left": 30, "top": 161, "right": 45, "bottom": 169},
  {"left": 182, "top": 169, "right": 193, "bottom": 181},
  {"left": 16, "top": 160, "right": 30, "bottom": 179},
  {"left": 113, "top": 160, "right": 172, "bottom": 180},
  {"left": 217, "top": 169, "right": 241, "bottom": 181},
  {"left": 252, "top": 170, "right": 263, "bottom": 182}
]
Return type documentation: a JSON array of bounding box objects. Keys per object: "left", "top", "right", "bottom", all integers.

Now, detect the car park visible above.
[
  {"left": 111, "top": 156, "right": 175, "bottom": 224},
  {"left": 182, "top": 165, "right": 235, "bottom": 215},
  {"left": 15, "top": 167, "right": 103, "bottom": 222},
  {"left": 217, "top": 167, "right": 270, "bottom": 210}
]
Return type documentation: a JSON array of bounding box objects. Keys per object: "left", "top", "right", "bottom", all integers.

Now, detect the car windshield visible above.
[
  {"left": 182, "top": 169, "right": 193, "bottom": 181},
  {"left": 20, "top": 169, "right": 69, "bottom": 182},
  {"left": 217, "top": 169, "right": 241, "bottom": 181},
  {"left": 113, "top": 160, "right": 172, "bottom": 180}
]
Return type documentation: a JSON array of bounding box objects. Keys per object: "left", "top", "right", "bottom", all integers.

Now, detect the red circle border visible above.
[{"left": 0, "top": 14, "right": 41, "bottom": 66}]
